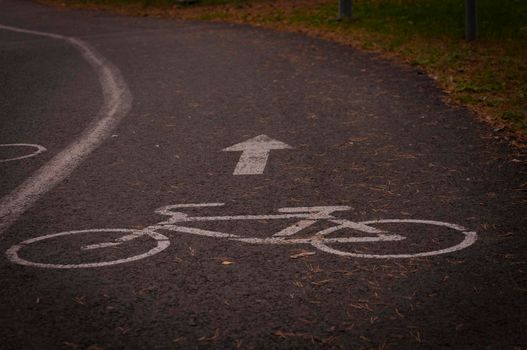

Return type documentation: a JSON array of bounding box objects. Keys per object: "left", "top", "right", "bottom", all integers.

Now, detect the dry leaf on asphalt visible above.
[{"left": 290, "top": 251, "right": 315, "bottom": 259}]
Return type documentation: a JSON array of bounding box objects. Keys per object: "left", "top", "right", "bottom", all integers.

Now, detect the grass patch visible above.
[
  {"left": 69, "top": 0, "right": 249, "bottom": 6},
  {"left": 44, "top": 0, "right": 527, "bottom": 140}
]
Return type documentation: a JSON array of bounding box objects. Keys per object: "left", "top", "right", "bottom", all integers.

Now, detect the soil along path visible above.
[{"left": 0, "top": 0, "right": 526, "bottom": 348}]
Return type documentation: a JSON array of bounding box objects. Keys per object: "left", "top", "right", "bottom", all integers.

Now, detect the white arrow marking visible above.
[{"left": 222, "top": 135, "right": 292, "bottom": 175}]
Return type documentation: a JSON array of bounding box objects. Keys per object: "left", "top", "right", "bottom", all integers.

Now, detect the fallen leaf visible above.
[
  {"left": 86, "top": 345, "right": 104, "bottom": 350},
  {"left": 173, "top": 337, "right": 186, "bottom": 343},
  {"left": 199, "top": 329, "right": 219, "bottom": 341},
  {"left": 73, "top": 296, "right": 86, "bottom": 305},
  {"left": 290, "top": 251, "right": 315, "bottom": 259}
]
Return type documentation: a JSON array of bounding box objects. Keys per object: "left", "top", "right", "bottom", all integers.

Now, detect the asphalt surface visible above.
[{"left": 0, "top": 1, "right": 526, "bottom": 349}]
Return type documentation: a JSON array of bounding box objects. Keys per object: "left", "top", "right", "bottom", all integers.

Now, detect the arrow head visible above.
[{"left": 222, "top": 134, "right": 292, "bottom": 152}]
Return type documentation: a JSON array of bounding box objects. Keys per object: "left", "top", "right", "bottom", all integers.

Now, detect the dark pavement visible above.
[{"left": 0, "top": 0, "right": 526, "bottom": 348}]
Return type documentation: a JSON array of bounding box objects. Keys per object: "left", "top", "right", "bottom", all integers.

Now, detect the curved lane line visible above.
[{"left": 0, "top": 24, "right": 132, "bottom": 233}]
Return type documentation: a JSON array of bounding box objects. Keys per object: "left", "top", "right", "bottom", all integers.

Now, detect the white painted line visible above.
[
  {"left": 158, "top": 224, "right": 238, "bottom": 238},
  {"left": 273, "top": 219, "right": 317, "bottom": 237},
  {"left": 0, "top": 24, "right": 132, "bottom": 234},
  {"left": 235, "top": 234, "right": 405, "bottom": 245},
  {"left": 320, "top": 219, "right": 386, "bottom": 235},
  {"left": 0, "top": 143, "right": 46, "bottom": 162},
  {"left": 311, "top": 219, "right": 478, "bottom": 258},
  {"left": 6, "top": 228, "right": 169, "bottom": 269},
  {"left": 222, "top": 134, "right": 292, "bottom": 175}
]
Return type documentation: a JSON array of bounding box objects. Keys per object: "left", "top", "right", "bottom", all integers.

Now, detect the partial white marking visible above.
[
  {"left": 156, "top": 205, "right": 349, "bottom": 223},
  {"left": 155, "top": 203, "right": 225, "bottom": 220},
  {"left": 158, "top": 225, "right": 238, "bottom": 238},
  {"left": 273, "top": 220, "right": 317, "bottom": 237},
  {"left": 0, "top": 24, "right": 132, "bottom": 233},
  {"left": 278, "top": 206, "right": 351, "bottom": 218},
  {"left": 161, "top": 213, "right": 335, "bottom": 223},
  {"left": 223, "top": 134, "right": 292, "bottom": 175},
  {"left": 6, "top": 228, "right": 169, "bottom": 269},
  {"left": 234, "top": 234, "right": 405, "bottom": 245},
  {"left": 82, "top": 230, "right": 148, "bottom": 250},
  {"left": 0, "top": 143, "right": 46, "bottom": 162},
  {"left": 318, "top": 219, "right": 386, "bottom": 235},
  {"left": 310, "top": 219, "right": 477, "bottom": 258}
]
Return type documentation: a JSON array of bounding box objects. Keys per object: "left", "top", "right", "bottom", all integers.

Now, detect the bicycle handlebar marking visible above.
[{"left": 6, "top": 203, "right": 478, "bottom": 269}]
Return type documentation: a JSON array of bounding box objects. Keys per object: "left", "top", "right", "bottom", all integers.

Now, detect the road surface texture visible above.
[{"left": 0, "top": 0, "right": 526, "bottom": 349}]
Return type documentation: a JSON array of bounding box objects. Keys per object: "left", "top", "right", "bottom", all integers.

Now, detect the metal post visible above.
[
  {"left": 465, "top": 0, "right": 477, "bottom": 41},
  {"left": 339, "top": 0, "right": 352, "bottom": 19}
]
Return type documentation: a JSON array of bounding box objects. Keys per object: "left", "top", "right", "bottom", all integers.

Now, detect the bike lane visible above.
[{"left": 0, "top": 1, "right": 526, "bottom": 349}]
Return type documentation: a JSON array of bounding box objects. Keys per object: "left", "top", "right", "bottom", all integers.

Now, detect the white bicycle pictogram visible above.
[{"left": 6, "top": 203, "right": 478, "bottom": 269}]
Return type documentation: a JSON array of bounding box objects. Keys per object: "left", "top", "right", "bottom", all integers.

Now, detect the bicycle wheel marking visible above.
[
  {"left": 0, "top": 143, "right": 47, "bottom": 163},
  {"left": 6, "top": 229, "right": 169, "bottom": 269},
  {"left": 311, "top": 219, "right": 478, "bottom": 259}
]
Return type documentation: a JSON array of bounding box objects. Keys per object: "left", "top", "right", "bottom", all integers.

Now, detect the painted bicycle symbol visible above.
[{"left": 7, "top": 203, "right": 478, "bottom": 269}]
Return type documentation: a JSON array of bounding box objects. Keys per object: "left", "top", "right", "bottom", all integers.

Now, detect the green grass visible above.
[
  {"left": 284, "top": 0, "right": 526, "bottom": 40},
  {"left": 76, "top": 0, "right": 249, "bottom": 6},
  {"left": 275, "top": 0, "right": 527, "bottom": 135},
  {"left": 361, "top": 0, "right": 525, "bottom": 39}
]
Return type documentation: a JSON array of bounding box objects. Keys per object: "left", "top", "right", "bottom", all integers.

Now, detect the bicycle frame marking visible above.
[{"left": 6, "top": 203, "right": 478, "bottom": 269}]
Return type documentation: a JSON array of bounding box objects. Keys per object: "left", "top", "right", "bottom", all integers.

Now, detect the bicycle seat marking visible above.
[{"left": 6, "top": 203, "right": 478, "bottom": 269}]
